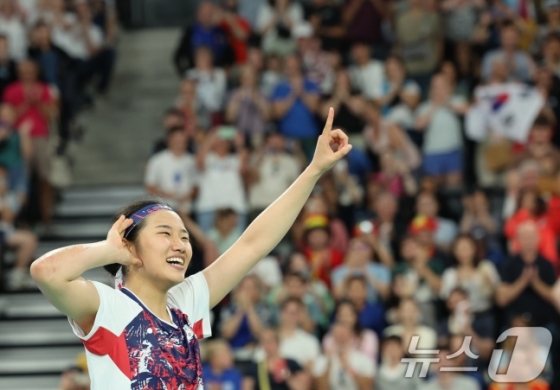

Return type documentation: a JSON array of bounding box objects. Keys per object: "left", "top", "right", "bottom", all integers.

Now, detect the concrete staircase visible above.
[{"left": 0, "top": 185, "right": 147, "bottom": 390}]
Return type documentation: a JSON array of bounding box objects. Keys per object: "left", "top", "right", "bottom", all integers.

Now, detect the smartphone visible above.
[
  {"left": 217, "top": 126, "right": 237, "bottom": 140},
  {"left": 358, "top": 220, "right": 374, "bottom": 234}
]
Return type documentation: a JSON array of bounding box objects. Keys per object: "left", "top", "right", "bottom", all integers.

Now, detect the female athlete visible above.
[{"left": 30, "top": 109, "right": 352, "bottom": 390}]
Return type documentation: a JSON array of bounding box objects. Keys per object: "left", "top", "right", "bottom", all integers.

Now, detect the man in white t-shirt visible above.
[
  {"left": 195, "top": 128, "right": 248, "bottom": 233},
  {"left": 52, "top": 0, "right": 104, "bottom": 61},
  {"left": 52, "top": 0, "right": 115, "bottom": 95},
  {"left": 348, "top": 41, "right": 385, "bottom": 100},
  {"left": 277, "top": 297, "right": 321, "bottom": 370},
  {"left": 145, "top": 128, "right": 198, "bottom": 215},
  {"left": 313, "top": 322, "right": 376, "bottom": 390},
  {"left": 0, "top": 0, "right": 27, "bottom": 60},
  {"left": 248, "top": 132, "right": 301, "bottom": 217}
]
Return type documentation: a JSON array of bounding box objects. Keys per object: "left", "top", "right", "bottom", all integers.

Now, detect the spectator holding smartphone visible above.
[{"left": 195, "top": 127, "right": 248, "bottom": 233}]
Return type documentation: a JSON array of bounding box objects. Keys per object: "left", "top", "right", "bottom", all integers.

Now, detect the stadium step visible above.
[
  {"left": 0, "top": 346, "right": 85, "bottom": 375},
  {"left": 38, "top": 219, "right": 112, "bottom": 240},
  {"left": 55, "top": 185, "right": 147, "bottom": 218},
  {"left": 0, "top": 268, "right": 112, "bottom": 319},
  {"left": 0, "top": 319, "right": 80, "bottom": 347},
  {"left": 0, "top": 375, "right": 62, "bottom": 390},
  {"left": 4, "top": 240, "right": 87, "bottom": 267}
]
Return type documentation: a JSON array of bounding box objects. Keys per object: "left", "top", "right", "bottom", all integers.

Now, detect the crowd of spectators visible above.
[
  {"left": 0, "top": 0, "right": 117, "bottom": 292},
  {"left": 142, "top": 0, "right": 560, "bottom": 389}
]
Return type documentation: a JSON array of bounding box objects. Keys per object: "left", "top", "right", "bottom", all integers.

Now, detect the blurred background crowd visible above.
[
  {"left": 3, "top": 0, "right": 560, "bottom": 389},
  {"left": 0, "top": 0, "right": 116, "bottom": 291},
  {"left": 157, "top": 0, "right": 560, "bottom": 389}
]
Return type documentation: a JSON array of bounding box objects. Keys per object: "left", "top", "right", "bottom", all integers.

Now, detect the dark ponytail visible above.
[{"left": 103, "top": 198, "right": 172, "bottom": 276}]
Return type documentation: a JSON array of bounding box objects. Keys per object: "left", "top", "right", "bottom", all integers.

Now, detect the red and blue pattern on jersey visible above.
[{"left": 121, "top": 288, "right": 204, "bottom": 390}]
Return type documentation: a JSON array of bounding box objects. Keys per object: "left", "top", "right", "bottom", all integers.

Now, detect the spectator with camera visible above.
[{"left": 195, "top": 127, "right": 248, "bottom": 233}]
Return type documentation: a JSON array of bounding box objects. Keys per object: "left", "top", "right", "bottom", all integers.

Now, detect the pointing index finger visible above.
[{"left": 322, "top": 107, "right": 334, "bottom": 136}]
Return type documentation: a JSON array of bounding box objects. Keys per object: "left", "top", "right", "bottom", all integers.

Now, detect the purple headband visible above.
[{"left": 123, "top": 203, "right": 173, "bottom": 239}]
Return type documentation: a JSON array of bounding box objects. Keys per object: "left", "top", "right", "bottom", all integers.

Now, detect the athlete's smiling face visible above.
[{"left": 132, "top": 210, "right": 193, "bottom": 289}]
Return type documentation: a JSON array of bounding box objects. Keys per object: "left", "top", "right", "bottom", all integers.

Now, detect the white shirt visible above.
[
  {"left": 383, "top": 325, "right": 437, "bottom": 350},
  {"left": 349, "top": 61, "right": 385, "bottom": 100},
  {"left": 253, "top": 328, "right": 321, "bottom": 366},
  {"left": 249, "top": 153, "right": 300, "bottom": 210},
  {"left": 248, "top": 256, "right": 283, "bottom": 289},
  {"left": 440, "top": 261, "right": 500, "bottom": 313},
  {"left": 279, "top": 329, "right": 321, "bottom": 367},
  {"left": 312, "top": 350, "right": 376, "bottom": 390},
  {"left": 17, "top": 0, "right": 41, "bottom": 26},
  {"left": 0, "top": 15, "right": 27, "bottom": 60},
  {"left": 418, "top": 96, "right": 466, "bottom": 154},
  {"left": 68, "top": 273, "right": 212, "bottom": 390},
  {"left": 256, "top": 2, "right": 304, "bottom": 51},
  {"left": 186, "top": 68, "right": 227, "bottom": 112},
  {"left": 387, "top": 103, "right": 417, "bottom": 130},
  {"left": 52, "top": 14, "right": 104, "bottom": 60},
  {"left": 196, "top": 153, "right": 247, "bottom": 214},
  {"left": 144, "top": 150, "right": 198, "bottom": 213}
]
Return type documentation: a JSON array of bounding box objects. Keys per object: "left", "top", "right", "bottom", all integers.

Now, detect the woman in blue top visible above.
[{"left": 31, "top": 109, "right": 351, "bottom": 390}]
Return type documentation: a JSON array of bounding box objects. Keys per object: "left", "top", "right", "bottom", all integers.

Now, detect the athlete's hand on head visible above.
[
  {"left": 310, "top": 107, "right": 352, "bottom": 174},
  {"left": 106, "top": 215, "right": 143, "bottom": 267}
]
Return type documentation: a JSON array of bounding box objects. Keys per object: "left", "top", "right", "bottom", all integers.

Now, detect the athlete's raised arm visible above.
[
  {"left": 30, "top": 217, "right": 141, "bottom": 332},
  {"left": 203, "top": 108, "right": 352, "bottom": 308}
]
